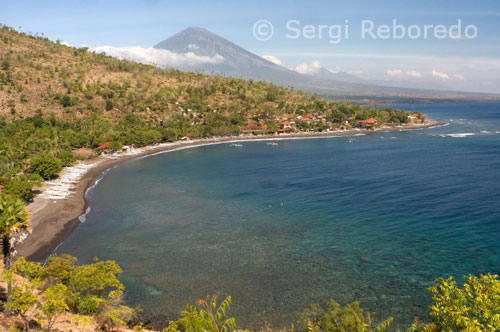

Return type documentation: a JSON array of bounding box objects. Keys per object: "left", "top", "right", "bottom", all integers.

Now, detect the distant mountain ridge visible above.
[
  {"left": 154, "top": 27, "right": 500, "bottom": 102},
  {"left": 154, "top": 27, "right": 310, "bottom": 85}
]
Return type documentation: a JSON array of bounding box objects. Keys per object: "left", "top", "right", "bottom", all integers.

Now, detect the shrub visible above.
[
  {"left": 428, "top": 273, "right": 500, "bottom": 331},
  {"left": 30, "top": 153, "right": 62, "bottom": 179},
  {"left": 105, "top": 100, "right": 114, "bottom": 111},
  {"left": 299, "top": 299, "right": 393, "bottom": 332},
  {"left": 60, "top": 94, "right": 72, "bottom": 107},
  {"left": 3, "top": 174, "right": 41, "bottom": 201},
  {"left": 163, "top": 295, "right": 237, "bottom": 332},
  {"left": 56, "top": 150, "right": 76, "bottom": 167}
]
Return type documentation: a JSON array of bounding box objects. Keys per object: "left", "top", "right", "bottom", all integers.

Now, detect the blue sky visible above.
[{"left": 2, "top": 0, "right": 500, "bottom": 93}]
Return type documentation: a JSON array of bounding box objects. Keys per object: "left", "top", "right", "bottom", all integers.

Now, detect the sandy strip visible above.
[{"left": 16, "top": 121, "right": 444, "bottom": 261}]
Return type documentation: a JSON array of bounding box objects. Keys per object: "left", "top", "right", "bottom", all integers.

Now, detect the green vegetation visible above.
[
  {"left": 428, "top": 274, "right": 500, "bottom": 331},
  {"left": 1, "top": 255, "right": 137, "bottom": 331},
  {"left": 299, "top": 300, "right": 393, "bottom": 332},
  {"left": 0, "top": 25, "right": 422, "bottom": 213},
  {"left": 1, "top": 254, "right": 498, "bottom": 332},
  {"left": 0, "top": 193, "right": 29, "bottom": 269},
  {"left": 29, "top": 153, "right": 62, "bottom": 180}
]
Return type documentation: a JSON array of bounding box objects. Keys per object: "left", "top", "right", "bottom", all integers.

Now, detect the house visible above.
[
  {"left": 358, "top": 118, "right": 378, "bottom": 128},
  {"left": 180, "top": 133, "right": 191, "bottom": 140},
  {"left": 408, "top": 113, "right": 419, "bottom": 121},
  {"left": 280, "top": 121, "right": 291, "bottom": 129},
  {"left": 0, "top": 184, "right": 3, "bottom": 194},
  {"left": 278, "top": 120, "right": 294, "bottom": 134},
  {"left": 97, "top": 142, "right": 124, "bottom": 153},
  {"left": 241, "top": 124, "right": 264, "bottom": 135}
]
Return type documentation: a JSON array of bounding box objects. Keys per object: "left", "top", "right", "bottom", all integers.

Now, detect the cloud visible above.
[
  {"left": 453, "top": 74, "right": 466, "bottom": 81},
  {"left": 406, "top": 70, "right": 422, "bottom": 78},
  {"left": 262, "top": 56, "right": 323, "bottom": 75},
  {"left": 91, "top": 46, "right": 225, "bottom": 67},
  {"left": 431, "top": 69, "right": 450, "bottom": 80},
  {"left": 387, "top": 69, "right": 423, "bottom": 79},
  {"left": 262, "top": 55, "right": 288, "bottom": 67},
  {"left": 387, "top": 69, "right": 403, "bottom": 77},
  {"left": 295, "top": 60, "right": 321, "bottom": 74}
]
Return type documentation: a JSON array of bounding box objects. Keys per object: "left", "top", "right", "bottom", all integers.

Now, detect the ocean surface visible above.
[{"left": 56, "top": 102, "right": 500, "bottom": 330}]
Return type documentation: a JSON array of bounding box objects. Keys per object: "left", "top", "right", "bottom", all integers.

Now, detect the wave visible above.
[
  {"left": 435, "top": 133, "right": 476, "bottom": 138},
  {"left": 79, "top": 206, "right": 91, "bottom": 223}
]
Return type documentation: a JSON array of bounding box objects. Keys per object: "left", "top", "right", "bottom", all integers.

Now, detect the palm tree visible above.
[{"left": 0, "top": 194, "right": 29, "bottom": 270}]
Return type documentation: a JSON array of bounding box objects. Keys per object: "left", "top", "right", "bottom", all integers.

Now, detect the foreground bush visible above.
[
  {"left": 1, "top": 255, "right": 139, "bottom": 331},
  {"left": 299, "top": 300, "right": 393, "bottom": 332},
  {"left": 428, "top": 274, "right": 500, "bottom": 332},
  {"left": 2, "top": 254, "right": 499, "bottom": 332}
]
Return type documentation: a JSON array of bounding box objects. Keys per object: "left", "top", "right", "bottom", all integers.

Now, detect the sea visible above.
[{"left": 55, "top": 102, "right": 500, "bottom": 330}]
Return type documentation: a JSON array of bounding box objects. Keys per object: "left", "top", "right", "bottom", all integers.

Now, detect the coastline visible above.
[{"left": 16, "top": 120, "right": 444, "bottom": 261}]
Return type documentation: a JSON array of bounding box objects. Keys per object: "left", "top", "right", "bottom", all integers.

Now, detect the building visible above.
[
  {"left": 358, "top": 118, "right": 378, "bottom": 128},
  {"left": 241, "top": 124, "right": 264, "bottom": 135},
  {"left": 280, "top": 121, "right": 291, "bottom": 129}
]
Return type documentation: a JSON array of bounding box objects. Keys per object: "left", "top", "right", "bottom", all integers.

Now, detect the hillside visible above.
[
  {"left": 152, "top": 27, "right": 500, "bottom": 102},
  {"left": 0, "top": 24, "right": 418, "bottom": 176},
  {"left": 0, "top": 25, "right": 314, "bottom": 122}
]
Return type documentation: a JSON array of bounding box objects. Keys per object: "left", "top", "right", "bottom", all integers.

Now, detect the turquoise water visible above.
[{"left": 56, "top": 102, "right": 500, "bottom": 329}]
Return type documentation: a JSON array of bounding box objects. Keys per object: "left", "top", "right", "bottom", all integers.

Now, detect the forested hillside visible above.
[{"left": 0, "top": 24, "right": 415, "bottom": 205}]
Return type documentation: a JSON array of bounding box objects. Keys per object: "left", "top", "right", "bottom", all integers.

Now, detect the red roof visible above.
[
  {"left": 359, "top": 118, "right": 378, "bottom": 124},
  {"left": 242, "top": 124, "right": 262, "bottom": 130},
  {"left": 97, "top": 142, "right": 111, "bottom": 150},
  {"left": 300, "top": 118, "right": 311, "bottom": 122},
  {"left": 97, "top": 142, "right": 123, "bottom": 150},
  {"left": 281, "top": 121, "right": 290, "bottom": 125},
  {"left": 0, "top": 184, "right": 3, "bottom": 194}
]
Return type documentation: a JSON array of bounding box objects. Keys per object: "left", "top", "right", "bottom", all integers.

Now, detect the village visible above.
[{"left": 178, "top": 106, "right": 425, "bottom": 137}]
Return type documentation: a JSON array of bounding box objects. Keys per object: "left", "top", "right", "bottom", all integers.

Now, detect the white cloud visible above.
[
  {"left": 262, "top": 55, "right": 288, "bottom": 68},
  {"left": 406, "top": 70, "right": 422, "bottom": 78},
  {"left": 453, "top": 74, "right": 466, "bottom": 81},
  {"left": 187, "top": 43, "right": 199, "bottom": 50},
  {"left": 91, "top": 46, "right": 224, "bottom": 67},
  {"left": 263, "top": 56, "right": 324, "bottom": 75},
  {"left": 387, "top": 69, "right": 403, "bottom": 77},
  {"left": 295, "top": 60, "right": 321, "bottom": 74},
  {"left": 431, "top": 69, "right": 450, "bottom": 80}
]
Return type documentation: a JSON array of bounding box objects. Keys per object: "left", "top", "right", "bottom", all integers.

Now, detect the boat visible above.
[
  {"left": 346, "top": 139, "right": 356, "bottom": 143},
  {"left": 230, "top": 143, "right": 243, "bottom": 147},
  {"left": 267, "top": 142, "right": 279, "bottom": 146}
]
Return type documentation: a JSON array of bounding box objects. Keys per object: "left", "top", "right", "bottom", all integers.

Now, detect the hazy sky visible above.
[{"left": 2, "top": 0, "right": 500, "bottom": 93}]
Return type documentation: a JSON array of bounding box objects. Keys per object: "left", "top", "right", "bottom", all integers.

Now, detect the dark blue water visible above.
[{"left": 57, "top": 102, "right": 500, "bottom": 329}]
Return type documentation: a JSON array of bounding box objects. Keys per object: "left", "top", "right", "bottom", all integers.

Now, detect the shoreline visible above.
[{"left": 16, "top": 120, "right": 444, "bottom": 261}]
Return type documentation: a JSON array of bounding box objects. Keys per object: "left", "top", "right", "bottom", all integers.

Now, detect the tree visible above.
[
  {"left": 1, "top": 270, "right": 38, "bottom": 332},
  {"left": 3, "top": 174, "right": 41, "bottom": 202},
  {"left": 105, "top": 100, "right": 114, "bottom": 111},
  {"left": 56, "top": 150, "right": 76, "bottom": 167},
  {"left": 299, "top": 299, "right": 393, "bottom": 332},
  {"left": 164, "top": 295, "right": 238, "bottom": 332},
  {"left": 30, "top": 153, "right": 62, "bottom": 179},
  {"left": 100, "top": 290, "right": 141, "bottom": 332},
  {"left": 40, "top": 284, "right": 70, "bottom": 332},
  {"left": 428, "top": 274, "right": 500, "bottom": 332},
  {"left": 60, "top": 94, "right": 72, "bottom": 107},
  {"left": 0, "top": 194, "right": 29, "bottom": 270}
]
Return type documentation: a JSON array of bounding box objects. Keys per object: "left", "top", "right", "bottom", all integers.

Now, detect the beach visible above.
[{"left": 16, "top": 120, "right": 444, "bottom": 261}]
